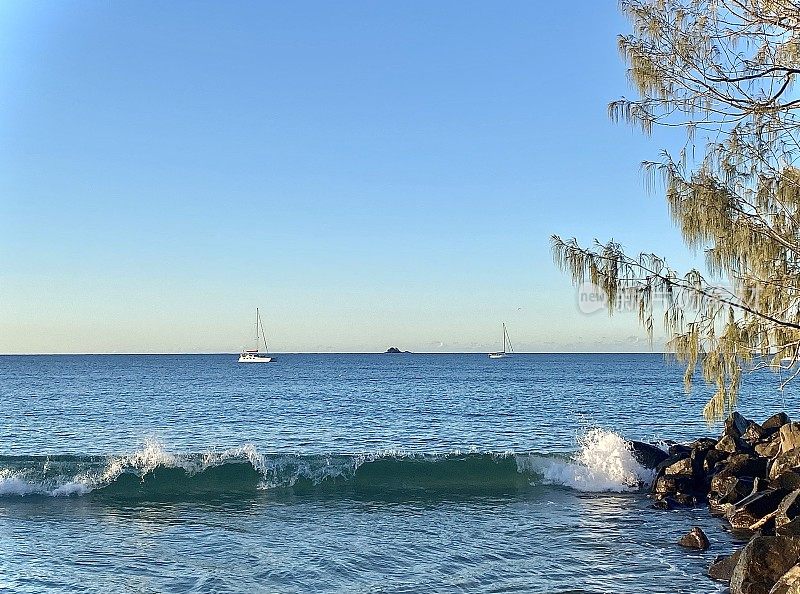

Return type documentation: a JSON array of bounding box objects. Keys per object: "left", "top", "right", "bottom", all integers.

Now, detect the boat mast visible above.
[
  {"left": 255, "top": 308, "right": 260, "bottom": 351},
  {"left": 258, "top": 310, "right": 269, "bottom": 354},
  {"left": 502, "top": 323, "right": 506, "bottom": 353}
]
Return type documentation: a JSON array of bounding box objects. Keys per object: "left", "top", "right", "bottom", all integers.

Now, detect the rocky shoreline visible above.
[{"left": 630, "top": 412, "right": 800, "bottom": 594}]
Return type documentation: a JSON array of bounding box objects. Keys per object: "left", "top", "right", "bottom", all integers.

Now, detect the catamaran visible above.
[
  {"left": 488, "top": 323, "right": 513, "bottom": 359},
  {"left": 238, "top": 308, "right": 275, "bottom": 363}
]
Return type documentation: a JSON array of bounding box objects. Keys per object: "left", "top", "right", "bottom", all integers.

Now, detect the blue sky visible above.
[{"left": 0, "top": 1, "right": 699, "bottom": 353}]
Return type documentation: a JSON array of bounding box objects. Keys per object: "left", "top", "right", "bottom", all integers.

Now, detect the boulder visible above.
[
  {"left": 730, "top": 536, "right": 800, "bottom": 594},
  {"left": 776, "top": 491, "right": 800, "bottom": 533},
  {"left": 629, "top": 440, "right": 669, "bottom": 469},
  {"left": 725, "top": 412, "right": 752, "bottom": 439},
  {"left": 719, "top": 477, "right": 757, "bottom": 504},
  {"left": 769, "top": 565, "right": 800, "bottom": 594},
  {"left": 693, "top": 437, "right": 720, "bottom": 451},
  {"left": 745, "top": 423, "right": 769, "bottom": 444},
  {"left": 709, "top": 549, "right": 743, "bottom": 582},
  {"left": 669, "top": 443, "right": 693, "bottom": 457},
  {"left": 708, "top": 495, "right": 735, "bottom": 517},
  {"left": 664, "top": 456, "right": 695, "bottom": 478},
  {"left": 726, "top": 490, "right": 785, "bottom": 531},
  {"left": 781, "top": 425, "right": 800, "bottom": 455},
  {"left": 705, "top": 448, "right": 729, "bottom": 473},
  {"left": 776, "top": 472, "right": 800, "bottom": 492},
  {"left": 757, "top": 436, "right": 782, "bottom": 459},
  {"left": 678, "top": 526, "right": 710, "bottom": 550},
  {"left": 719, "top": 434, "right": 752, "bottom": 454},
  {"left": 764, "top": 413, "right": 791, "bottom": 432},
  {"left": 771, "top": 449, "right": 800, "bottom": 480},
  {"left": 711, "top": 455, "right": 769, "bottom": 495},
  {"left": 653, "top": 475, "right": 694, "bottom": 497}
]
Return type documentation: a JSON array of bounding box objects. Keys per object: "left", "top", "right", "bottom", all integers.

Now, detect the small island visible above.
[{"left": 385, "top": 347, "right": 411, "bottom": 354}]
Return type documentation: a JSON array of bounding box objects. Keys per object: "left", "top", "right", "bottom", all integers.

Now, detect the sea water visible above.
[{"left": 0, "top": 354, "right": 795, "bottom": 593}]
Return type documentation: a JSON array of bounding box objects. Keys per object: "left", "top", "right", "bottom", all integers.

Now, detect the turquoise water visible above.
[{"left": 0, "top": 354, "right": 794, "bottom": 592}]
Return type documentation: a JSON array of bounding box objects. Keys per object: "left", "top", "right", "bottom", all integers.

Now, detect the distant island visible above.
[{"left": 385, "top": 347, "right": 411, "bottom": 354}]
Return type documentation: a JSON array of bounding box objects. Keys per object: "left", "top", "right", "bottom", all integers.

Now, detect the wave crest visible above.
[{"left": 0, "top": 429, "right": 656, "bottom": 499}]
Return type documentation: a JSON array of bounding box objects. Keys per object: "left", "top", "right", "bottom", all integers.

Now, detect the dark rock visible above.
[
  {"left": 709, "top": 495, "right": 735, "bottom": 517},
  {"left": 764, "top": 413, "right": 791, "bottom": 431},
  {"left": 769, "top": 564, "right": 800, "bottom": 594},
  {"left": 776, "top": 491, "right": 800, "bottom": 534},
  {"left": 771, "top": 448, "right": 800, "bottom": 480},
  {"left": 705, "top": 448, "right": 730, "bottom": 473},
  {"left": 678, "top": 526, "right": 710, "bottom": 549},
  {"left": 728, "top": 454, "right": 769, "bottom": 478},
  {"left": 781, "top": 425, "right": 800, "bottom": 455},
  {"left": 757, "top": 436, "right": 782, "bottom": 459},
  {"left": 776, "top": 472, "right": 800, "bottom": 492},
  {"left": 672, "top": 492, "right": 699, "bottom": 507},
  {"left": 629, "top": 441, "right": 669, "bottom": 469},
  {"left": 664, "top": 456, "right": 696, "bottom": 478},
  {"left": 719, "top": 477, "right": 757, "bottom": 504},
  {"left": 744, "top": 422, "right": 769, "bottom": 444},
  {"left": 385, "top": 347, "right": 402, "bottom": 354},
  {"left": 693, "top": 437, "right": 720, "bottom": 451},
  {"left": 730, "top": 536, "right": 800, "bottom": 594},
  {"left": 719, "top": 434, "right": 752, "bottom": 454},
  {"left": 709, "top": 549, "right": 742, "bottom": 582},
  {"left": 713, "top": 473, "right": 743, "bottom": 498},
  {"left": 726, "top": 490, "right": 786, "bottom": 531},
  {"left": 653, "top": 475, "right": 694, "bottom": 496},
  {"left": 669, "top": 443, "right": 693, "bottom": 457},
  {"left": 725, "top": 412, "right": 752, "bottom": 439}
]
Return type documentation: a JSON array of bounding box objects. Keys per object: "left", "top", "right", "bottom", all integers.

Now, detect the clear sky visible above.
[{"left": 0, "top": 1, "right": 700, "bottom": 354}]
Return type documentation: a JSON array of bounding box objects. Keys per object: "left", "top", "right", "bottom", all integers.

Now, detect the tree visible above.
[{"left": 552, "top": 0, "right": 800, "bottom": 420}]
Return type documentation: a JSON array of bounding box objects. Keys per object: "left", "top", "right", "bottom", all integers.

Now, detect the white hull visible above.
[
  {"left": 488, "top": 352, "right": 510, "bottom": 359},
  {"left": 238, "top": 355, "right": 274, "bottom": 363}
]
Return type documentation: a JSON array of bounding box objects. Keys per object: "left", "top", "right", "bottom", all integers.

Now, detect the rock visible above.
[
  {"left": 776, "top": 472, "right": 800, "bottom": 492},
  {"left": 653, "top": 475, "right": 694, "bottom": 496},
  {"left": 669, "top": 443, "right": 693, "bottom": 457},
  {"left": 712, "top": 473, "right": 742, "bottom": 497},
  {"left": 678, "top": 526, "right": 710, "bottom": 549},
  {"left": 770, "top": 448, "right": 800, "bottom": 480},
  {"left": 708, "top": 495, "right": 735, "bottom": 517},
  {"left": 693, "top": 437, "right": 720, "bottom": 450},
  {"left": 719, "top": 434, "right": 752, "bottom": 454},
  {"left": 757, "top": 436, "right": 782, "bottom": 458},
  {"left": 781, "top": 425, "right": 800, "bottom": 455},
  {"left": 725, "top": 412, "right": 752, "bottom": 439},
  {"left": 719, "top": 477, "right": 757, "bottom": 504},
  {"left": 764, "top": 413, "right": 791, "bottom": 432},
  {"left": 712, "top": 455, "right": 769, "bottom": 495},
  {"left": 730, "top": 536, "right": 800, "bottom": 594},
  {"left": 710, "top": 549, "right": 743, "bottom": 582},
  {"left": 726, "top": 490, "right": 786, "bottom": 531},
  {"left": 705, "top": 448, "right": 729, "bottom": 473},
  {"left": 776, "top": 491, "right": 800, "bottom": 533},
  {"left": 385, "top": 347, "right": 402, "bottom": 354},
  {"left": 672, "top": 492, "right": 698, "bottom": 507},
  {"left": 664, "top": 456, "right": 695, "bottom": 477},
  {"left": 769, "top": 565, "right": 800, "bottom": 594},
  {"left": 629, "top": 440, "right": 669, "bottom": 469},
  {"left": 745, "top": 422, "right": 769, "bottom": 444}
]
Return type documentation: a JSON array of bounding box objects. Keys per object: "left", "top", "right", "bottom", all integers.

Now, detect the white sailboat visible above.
[
  {"left": 238, "top": 308, "right": 275, "bottom": 363},
  {"left": 488, "top": 323, "right": 513, "bottom": 359}
]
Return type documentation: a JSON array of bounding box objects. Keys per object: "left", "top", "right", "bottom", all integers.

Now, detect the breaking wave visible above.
[{"left": 0, "top": 430, "right": 658, "bottom": 500}]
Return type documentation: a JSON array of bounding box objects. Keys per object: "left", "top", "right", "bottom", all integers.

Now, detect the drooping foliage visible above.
[{"left": 552, "top": 0, "right": 800, "bottom": 419}]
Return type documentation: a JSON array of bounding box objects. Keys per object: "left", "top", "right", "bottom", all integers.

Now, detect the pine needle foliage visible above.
[{"left": 552, "top": 0, "right": 800, "bottom": 420}]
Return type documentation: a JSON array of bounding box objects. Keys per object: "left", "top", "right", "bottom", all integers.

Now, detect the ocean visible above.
[{"left": 0, "top": 353, "right": 794, "bottom": 593}]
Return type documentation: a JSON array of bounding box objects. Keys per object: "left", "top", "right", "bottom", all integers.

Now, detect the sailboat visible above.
[
  {"left": 238, "top": 308, "right": 275, "bottom": 363},
  {"left": 488, "top": 323, "right": 513, "bottom": 359}
]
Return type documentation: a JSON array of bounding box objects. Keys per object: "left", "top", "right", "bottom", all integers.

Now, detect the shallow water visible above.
[{"left": 0, "top": 354, "right": 794, "bottom": 593}]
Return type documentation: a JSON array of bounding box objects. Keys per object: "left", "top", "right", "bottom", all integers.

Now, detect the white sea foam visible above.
[
  {"left": 520, "top": 428, "right": 656, "bottom": 492},
  {"left": 0, "top": 431, "right": 659, "bottom": 497}
]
